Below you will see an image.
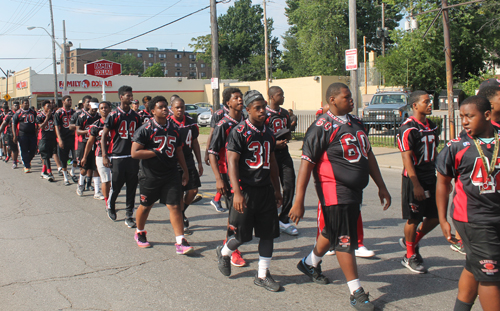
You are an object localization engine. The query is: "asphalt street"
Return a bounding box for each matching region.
[0,157,479,311]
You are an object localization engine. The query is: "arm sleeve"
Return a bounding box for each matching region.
[226,125,245,155]
[35,113,44,124]
[436,144,457,178]
[132,124,148,146]
[69,112,79,125]
[301,118,332,164]
[104,113,114,130]
[397,126,417,152]
[208,123,226,155]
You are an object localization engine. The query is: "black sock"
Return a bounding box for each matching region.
[258,239,274,258]
[454,298,474,311]
[226,237,242,251]
[85,176,92,188]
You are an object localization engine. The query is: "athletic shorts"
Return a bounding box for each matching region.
[77,142,95,170]
[454,220,500,282]
[58,136,75,167]
[95,156,111,183]
[138,170,182,206]
[401,176,438,220]
[3,133,18,152]
[38,139,55,159]
[320,204,360,253]
[227,184,279,243]
[180,168,201,191]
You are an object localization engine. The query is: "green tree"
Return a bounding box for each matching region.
[142,63,165,77]
[101,52,143,76]
[190,0,280,81]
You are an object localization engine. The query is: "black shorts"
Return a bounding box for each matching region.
[180,167,201,191]
[77,142,95,170]
[454,220,500,282]
[321,204,360,253]
[227,184,279,243]
[401,176,438,220]
[38,139,55,159]
[139,170,182,206]
[58,136,75,167]
[4,133,18,152]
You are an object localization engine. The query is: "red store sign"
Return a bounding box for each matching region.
[59,80,112,89]
[16,80,28,89]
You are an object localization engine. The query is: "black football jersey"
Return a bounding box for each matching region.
[132,118,181,177]
[104,107,142,156]
[208,114,243,174]
[170,114,199,169]
[70,109,82,125]
[226,119,276,187]
[76,110,100,144]
[436,130,500,224]
[54,108,75,139]
[2,111,14,135]
[36,111,56,141]
[397,116,439,181]
[301,111,371,205]
[210,106,230,128]
[0,111,4,125]
[12,108,37,136]
[265,106,290,154]
[89,119,107,157]
[138,109,152,123]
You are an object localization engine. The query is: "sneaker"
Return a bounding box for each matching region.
[76,185,84,196]
[47,173,55,182]
[325,249,336,256]
[399,237,423,263]
[94,192,105,200]
[211,199,227,213]
[401,254,428,274]
[254,270,281,292]
[191,194,203,204]
[64,179,71,186]
[107,208,117,221]
[355,246,375,258]
[231,249,246,267]
[134,231,151,248]
[41,172,49,179]
[4,155,10,163]
[216,245,231,276]
[12,162,17,169]
[297,257,329,284]
[71,175,78,183]
[175,238,194,255]
[24,168,30,173]
[350,287,374,311]
[58,169,63,176]
[125,218,137,228]
[450,241,466,255]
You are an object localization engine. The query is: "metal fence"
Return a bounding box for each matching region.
[293,112,463,147]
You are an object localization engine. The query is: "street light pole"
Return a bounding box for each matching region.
[48,0,58,106]
[210,0,220,111]
[63,20,68,93]
[263,0,270,100]
[442,0,455,139]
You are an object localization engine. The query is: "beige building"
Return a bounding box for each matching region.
[64,47,210,79]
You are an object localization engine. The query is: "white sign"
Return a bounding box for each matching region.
[211,77,219,90]
[345,49,358,71]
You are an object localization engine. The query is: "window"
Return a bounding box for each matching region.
[148,63,153,66]
[148,53,154,58]
[71,62,74,68]
[174,54,182,59]
[200,63,206,68]
[189,54,196,59]
[164,70,168,75]
[189,63,196,68]
[175,63,182,67]
[137,53,142,57]
[201,72,206,77]
[160,63,166,67]
[159,53,166,58]
[189,72,196,77]
[175,72,182,77]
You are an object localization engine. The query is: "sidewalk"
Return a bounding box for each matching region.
[198,134,404,171]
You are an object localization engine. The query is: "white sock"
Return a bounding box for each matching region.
[58,167,62,172]
[79,174,85,186]
[93,177,101,194]
[258,256,271,278]
[71,166,75,176]
[62,170,69,181]
[221,244,234,257]
[0,149,3,156]
[305,250,322,267]
[347,279,361,295]
[279,221,291,229]
[136,229,145,233]
[175,235,185,244]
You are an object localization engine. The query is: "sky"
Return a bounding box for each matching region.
[0,0,289,75]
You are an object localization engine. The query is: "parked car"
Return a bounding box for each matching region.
[194,102,212,112]
[362,91,411,130]
[185,104,209,118]
[197,110,212,127]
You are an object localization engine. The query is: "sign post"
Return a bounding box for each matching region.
[345,49,358,71]
[84,60,122,101]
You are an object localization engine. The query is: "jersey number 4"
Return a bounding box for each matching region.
[118,120,137,139]
[246,141,271,169]
[340,131,370,163]
[470,157,500,193]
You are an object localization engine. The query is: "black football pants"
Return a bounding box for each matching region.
[276,150,295,224]
[18,134,37,169]
[109,157,139,218]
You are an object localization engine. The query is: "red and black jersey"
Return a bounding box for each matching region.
[104,107,142,156]
[138,109,152,123]
[54,108,75,139]
[226,119,276,187]
[89,119,107,157]
[75,110,100,143]
[208,114,243,174]
[492,120,500,130]
[265,106,291,154]
[436,130,500,224]
[12,108,37,136]
[170,114,199,169]
[301,111,372,205]
[0,111,4,125]
[210,106,230,128]
[397,116,439,181]
[70,109,82,126]
[36,111,56,141]
[132,118,181,177]
[2,111,14,135]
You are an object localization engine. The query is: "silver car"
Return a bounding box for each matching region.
[197,110,212,127]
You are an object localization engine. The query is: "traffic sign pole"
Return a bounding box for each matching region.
[84,60,121,101]
[102,79,106,101]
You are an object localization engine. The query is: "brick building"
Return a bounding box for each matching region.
[63,47,210,79]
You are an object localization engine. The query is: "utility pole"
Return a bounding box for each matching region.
[442,0,455,139]
[349,0,358,115]
[263,0,270,99]
[63,20,68,93]
[381,3,385,57]
[364,36,367,94]
[210,0,220,111]
[48,0,58,105]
